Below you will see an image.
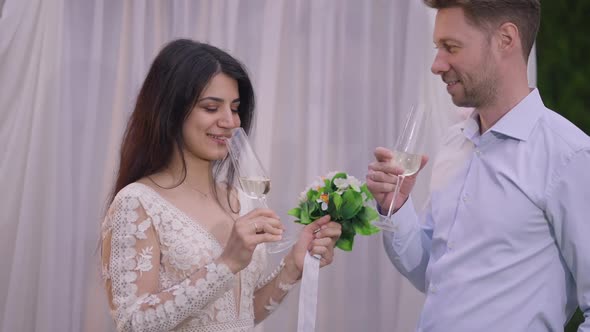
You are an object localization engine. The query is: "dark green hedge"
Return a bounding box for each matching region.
[537,2,589,331]
[537,1,590,135]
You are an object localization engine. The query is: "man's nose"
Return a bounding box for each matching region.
[431,50,450,75]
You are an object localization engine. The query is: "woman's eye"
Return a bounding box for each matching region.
[204,107,218,112]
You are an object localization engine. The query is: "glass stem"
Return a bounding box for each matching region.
[386,175,405,218]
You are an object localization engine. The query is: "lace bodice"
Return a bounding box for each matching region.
[101,183,268,332]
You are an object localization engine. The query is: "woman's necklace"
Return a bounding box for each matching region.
[183,182,211,199]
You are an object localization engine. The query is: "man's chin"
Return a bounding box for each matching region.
[451,95,475,108]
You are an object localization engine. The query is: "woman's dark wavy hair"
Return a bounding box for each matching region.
[107,39,255,211]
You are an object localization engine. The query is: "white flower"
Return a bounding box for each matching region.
[334,176,362,192]
[308,178,324,191]
[316,198,328,211]
[348,176,362,192]
[325,171,340,179]
[298,190,308,203]
[333,178,349,191]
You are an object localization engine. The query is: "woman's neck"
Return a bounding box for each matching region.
[166,149,214,193]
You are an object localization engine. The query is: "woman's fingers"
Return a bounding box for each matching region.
[257,219,283,235]
[309,245,328,258]
[309,237,332,248]
[240,208,280,222]
[256,232,283,244]
[313,222,341,239]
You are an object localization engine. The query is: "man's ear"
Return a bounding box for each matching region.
[496,22,520,56]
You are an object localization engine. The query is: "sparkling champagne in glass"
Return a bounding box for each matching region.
[374,103,428,231]
[227,127,295,253]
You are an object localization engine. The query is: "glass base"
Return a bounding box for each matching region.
[266,237,296,254]
[373,220,398,232]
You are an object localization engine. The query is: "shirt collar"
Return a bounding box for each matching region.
[460,88,544,142]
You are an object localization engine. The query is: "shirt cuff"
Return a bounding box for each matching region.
[378,197,418,236]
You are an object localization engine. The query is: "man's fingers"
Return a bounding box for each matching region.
[369,161,404,176]
[367,178,396,194]
[368,170,398,184]
[374,147,394,162]
[419,155,429,171]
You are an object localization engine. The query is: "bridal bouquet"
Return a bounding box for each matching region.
[288,171,380,251]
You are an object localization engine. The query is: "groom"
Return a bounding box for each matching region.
[367,0,590,331]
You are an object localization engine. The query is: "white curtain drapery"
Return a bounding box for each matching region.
[0,1,535,331]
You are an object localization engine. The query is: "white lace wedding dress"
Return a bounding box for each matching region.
[101,182,271,332]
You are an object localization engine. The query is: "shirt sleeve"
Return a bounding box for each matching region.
[544,148,590,331]
[101,190,236,332]
[381,196,434,293]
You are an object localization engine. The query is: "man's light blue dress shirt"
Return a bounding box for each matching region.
[384,89,590,331]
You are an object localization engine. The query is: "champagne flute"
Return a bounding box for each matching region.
[227,127,296,253]
[374,103,426,232]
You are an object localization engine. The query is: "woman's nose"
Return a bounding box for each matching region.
[218,108,238,128]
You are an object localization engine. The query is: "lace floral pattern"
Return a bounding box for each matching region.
[102,183,267,331]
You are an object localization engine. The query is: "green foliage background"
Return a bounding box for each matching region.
[536,1,589,330]
[537,1,590,135]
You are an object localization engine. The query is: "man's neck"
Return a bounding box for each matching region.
[476,78,531,134]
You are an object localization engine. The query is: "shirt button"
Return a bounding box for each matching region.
[448,241,454,249]
[429,284,437,293]
[475,149,482,156]
[462,195,468,202]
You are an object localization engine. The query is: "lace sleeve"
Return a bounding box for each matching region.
[101,190,236,332]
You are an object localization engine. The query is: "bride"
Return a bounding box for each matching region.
[101,39,341,332]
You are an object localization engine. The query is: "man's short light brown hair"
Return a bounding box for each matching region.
[424,0,541,61]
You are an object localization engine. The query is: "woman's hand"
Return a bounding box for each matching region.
[284,215,342,280]
[219,208,283,273]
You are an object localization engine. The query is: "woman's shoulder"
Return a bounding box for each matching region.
[109,181,157,210]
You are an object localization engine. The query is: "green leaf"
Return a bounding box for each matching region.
[340,190,363,220]
[287,207,301,218]
[307,189,319,202]
[352,215,381,235]
[361,183,374,201]
[309,201,324,219]
[336,236,353,251]
[328,192,343,220]
[300,201,311,225]
[358,205,379,223]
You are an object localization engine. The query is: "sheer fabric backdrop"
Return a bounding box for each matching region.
[0,0,534,331]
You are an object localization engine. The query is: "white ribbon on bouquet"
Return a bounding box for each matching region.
[297,252,321,332]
